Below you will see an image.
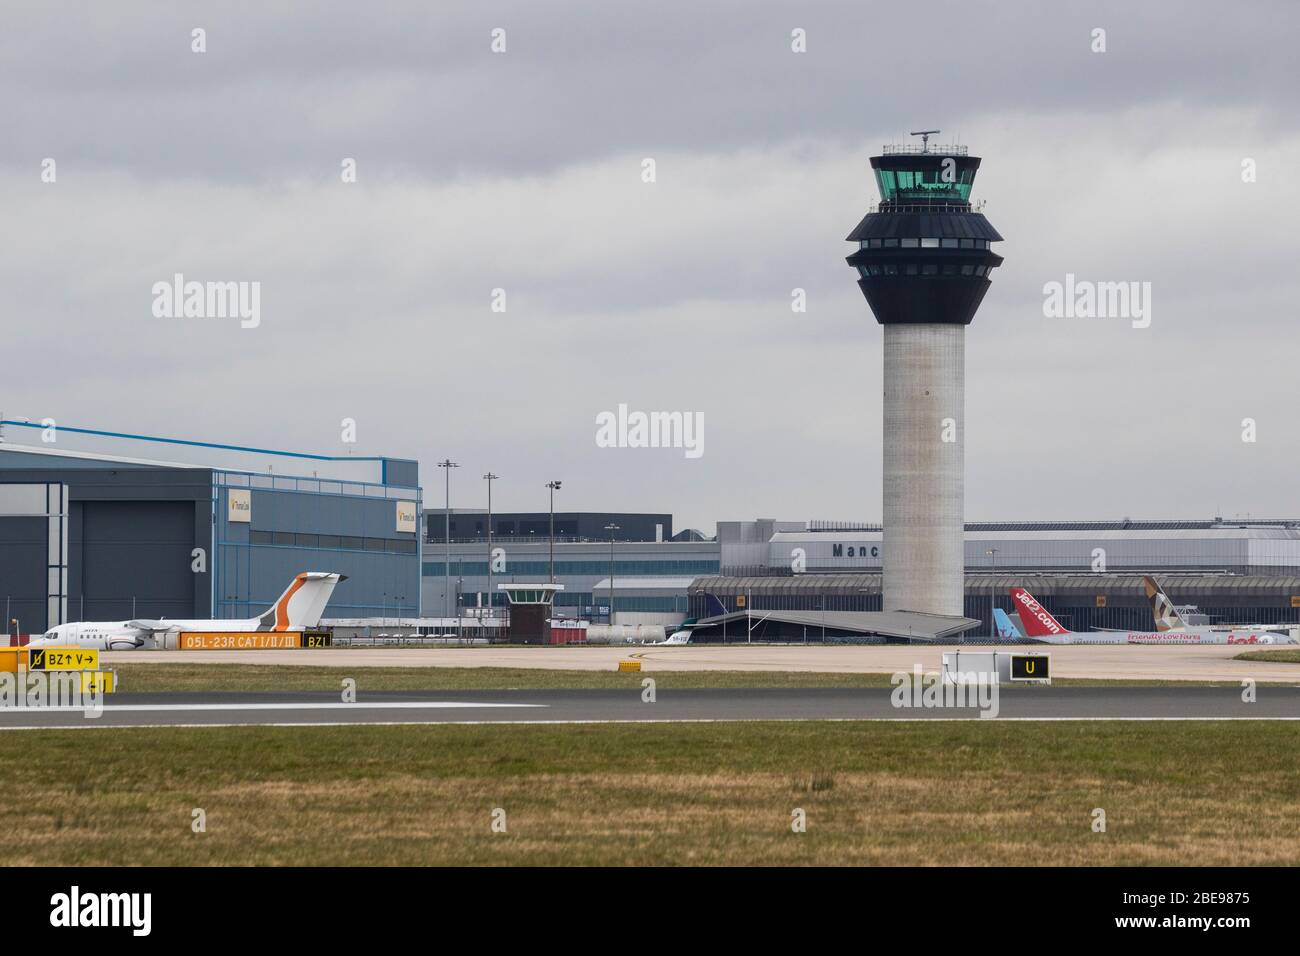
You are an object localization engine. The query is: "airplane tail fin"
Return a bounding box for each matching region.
[258,572,346,631]
[1009,587,1071,639]
[993,607,1022,639]
[1143,576,1187,632]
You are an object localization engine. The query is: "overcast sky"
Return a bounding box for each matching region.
[2,1,1298,534]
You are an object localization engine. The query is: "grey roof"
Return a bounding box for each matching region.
[696,609,979,642]
[804,518,1300,532]
[691,573,1300,599]
[591,576,698,590]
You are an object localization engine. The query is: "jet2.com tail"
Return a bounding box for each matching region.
[1008,587,1072,643]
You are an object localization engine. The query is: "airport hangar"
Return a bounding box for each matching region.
[0,420,421,634]
[421,512,1300,641]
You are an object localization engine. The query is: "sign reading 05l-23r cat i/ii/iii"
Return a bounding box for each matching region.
[179,632,302,650]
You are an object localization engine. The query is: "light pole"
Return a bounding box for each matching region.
[986,547,999,639]
[437,459,459,624]
[483,473,499,624]
[546,481,562,585]
[604,523,619,625]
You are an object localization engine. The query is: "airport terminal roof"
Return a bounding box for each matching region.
[803,518,1300,532]
[0,419,418,488]
[592,576,698,591]
[694,609,980,642]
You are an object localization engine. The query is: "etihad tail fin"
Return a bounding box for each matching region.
[257,572,346,631]
[1009,587,1070,639]
[1143,576,1187,632]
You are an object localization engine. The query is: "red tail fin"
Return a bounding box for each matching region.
[1009,587,1070,637]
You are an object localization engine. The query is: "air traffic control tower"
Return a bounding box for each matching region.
[845,132,1003,616]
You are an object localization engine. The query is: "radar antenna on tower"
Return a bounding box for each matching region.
[909,129,941,152]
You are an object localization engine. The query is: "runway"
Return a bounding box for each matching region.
[3,685,1300,729]
[103,643,1300,683]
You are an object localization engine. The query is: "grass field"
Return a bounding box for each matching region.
[111,663,899,692]
[1235,649,1300,664]
[4,721,1299,865]
[107,663,1238,693]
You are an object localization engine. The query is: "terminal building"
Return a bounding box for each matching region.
[689,518,1300,635]
[0,419,421,633]
[421,509,716,625]
[423,512,1300,639]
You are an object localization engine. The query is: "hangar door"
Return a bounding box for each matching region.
[72,501,197,622]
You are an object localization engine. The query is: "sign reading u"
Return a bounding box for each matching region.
[1010,655,1050,682]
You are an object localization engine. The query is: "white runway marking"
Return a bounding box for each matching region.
[3,715,1300,730]
[0,701,545,714]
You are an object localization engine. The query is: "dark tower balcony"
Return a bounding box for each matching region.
[846,145,1004,325]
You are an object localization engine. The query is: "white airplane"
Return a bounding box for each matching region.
[1143,575,1293,642]
[31,572,346,650]
[1011,584,1295,646]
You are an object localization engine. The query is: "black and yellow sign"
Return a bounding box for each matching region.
[1009,654,1050,682]
[29,648,99,671]
[80,670,116,693]
[736,595,746,608]
[1095,595,1107,608]
[1291,596,1300,609]
[302,631,332,648]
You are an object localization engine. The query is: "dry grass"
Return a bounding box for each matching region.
[1234,649,1300,664]
[3,721,1299,865]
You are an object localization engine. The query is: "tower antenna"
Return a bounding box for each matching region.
[909,129,941,152]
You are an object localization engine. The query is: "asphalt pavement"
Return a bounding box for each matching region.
[3,685,1300,728]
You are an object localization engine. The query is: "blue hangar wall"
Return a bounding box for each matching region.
[214,471,422,620]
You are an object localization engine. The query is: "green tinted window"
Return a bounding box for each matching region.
[875,164,972,202]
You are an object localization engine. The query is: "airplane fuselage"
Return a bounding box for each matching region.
[31,618,300,650]
[1032,629,1291,646]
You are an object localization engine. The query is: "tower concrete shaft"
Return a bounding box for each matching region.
[845,139,1003,617]
[882,323,964,615]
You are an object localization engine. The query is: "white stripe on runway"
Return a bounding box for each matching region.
[3,715,1300,730]
[1,701,545,713]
